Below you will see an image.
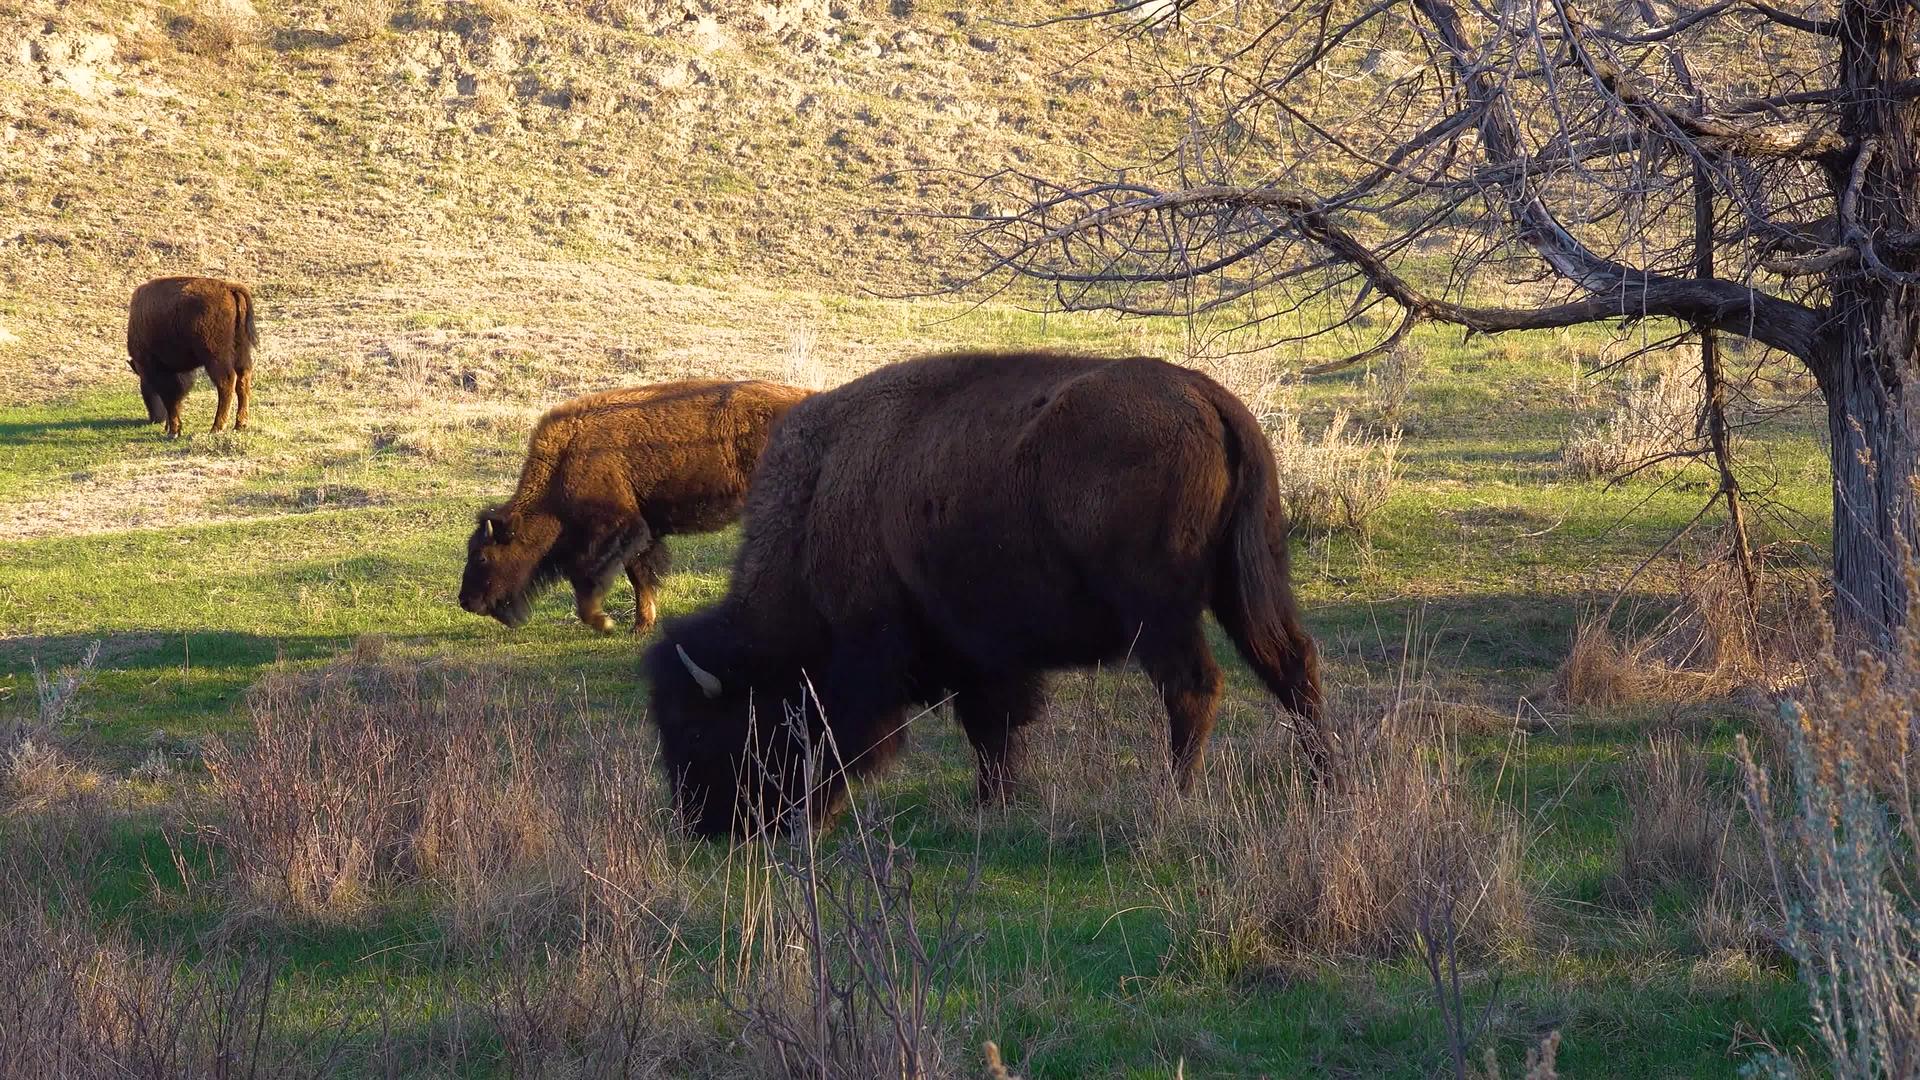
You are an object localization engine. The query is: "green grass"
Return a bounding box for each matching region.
[0,314,1831,1077]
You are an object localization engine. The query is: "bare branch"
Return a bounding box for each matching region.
[1582,53,1851,160]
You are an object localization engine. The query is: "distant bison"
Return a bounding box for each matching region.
[645,350,1326,837]
[460,380,813,635]
[127,276,257,438]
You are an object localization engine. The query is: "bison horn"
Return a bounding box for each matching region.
[676,644,723,698]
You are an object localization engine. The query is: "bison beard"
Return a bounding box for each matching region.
[645,350,1326,838]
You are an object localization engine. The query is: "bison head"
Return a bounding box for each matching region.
[459,508,560,628]
[135,367,192,425]
[644,611,839,838]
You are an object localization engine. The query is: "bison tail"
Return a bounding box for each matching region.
[1206,384,1328,769]
[235,285,258,349]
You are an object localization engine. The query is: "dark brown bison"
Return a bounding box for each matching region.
[644,350,1325,837]
[126,276,257,438]
[460,379,813,635]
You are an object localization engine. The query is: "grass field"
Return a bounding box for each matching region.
[0,282,1837,1076]
[0,0,1854,1075]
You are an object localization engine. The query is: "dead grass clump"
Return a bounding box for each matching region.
[5,643,105,812]
[334,0,394,40]
[1611,737,1737,903]
[200,659,682,943]
[169,0,260,56]
[1555,620,1657,710]
[1174,718,1530,971]
[1560,360,1699,480]
[1556,552,1808,711]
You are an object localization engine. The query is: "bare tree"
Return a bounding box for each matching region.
[954,0,1920,644]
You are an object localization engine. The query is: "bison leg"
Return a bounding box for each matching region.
[626,542,671,635]
[571,583,618,634]
[164,397,183,439]
[955,675,1042,804]
[567,517,650,634]
[234,369,252,430]
[208,368,236,433]
[1138,623,1224,793]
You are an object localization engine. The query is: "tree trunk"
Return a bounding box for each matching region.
[1824,0,1920,647]
[1823,330,1920,648]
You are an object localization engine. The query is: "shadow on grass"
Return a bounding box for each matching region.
[0,416,151,441]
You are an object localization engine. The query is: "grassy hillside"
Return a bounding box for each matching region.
[0,1,1840,1077]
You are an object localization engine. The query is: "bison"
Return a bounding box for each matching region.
[126,276,257,438]
[460,379,813,635]
[644,350,1326,837]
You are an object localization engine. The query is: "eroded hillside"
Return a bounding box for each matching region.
[1,0,1173,400]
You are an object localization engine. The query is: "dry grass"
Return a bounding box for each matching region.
[1200,365,1408,536]
[1177,726,1530,970]
[714,748,973,1080]
[333,0,394,40]
[1555,548,1805,710]
[1560,359,1701,480]
[1476,1031,1562,1080]
[1611,736,1739,903]
[200,658,683,946]
[0,810,319,1078]
[1217,371,1404,535]
[1555,620,1658,710]
[169,0,260,56]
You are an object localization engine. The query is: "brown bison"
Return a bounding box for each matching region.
[126,276,257,438]
[460,379,813,635]
[645,350,1326,837]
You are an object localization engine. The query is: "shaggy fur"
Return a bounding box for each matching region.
[645,350,1326,838]
[126,276,257,438]
[460,380,813,634]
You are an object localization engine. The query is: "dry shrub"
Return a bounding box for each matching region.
[1738,594,1920,1078]
[5,644,104,812]
[201,659,682,946]
[0,907,298,1079]
[1560,359,1700,480]
[1264,402,1404,535]
[169,0,260,56]
[471,932,692,1078]
[1363,341,1422,425]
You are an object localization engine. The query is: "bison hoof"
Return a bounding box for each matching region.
[583,612,616,633]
